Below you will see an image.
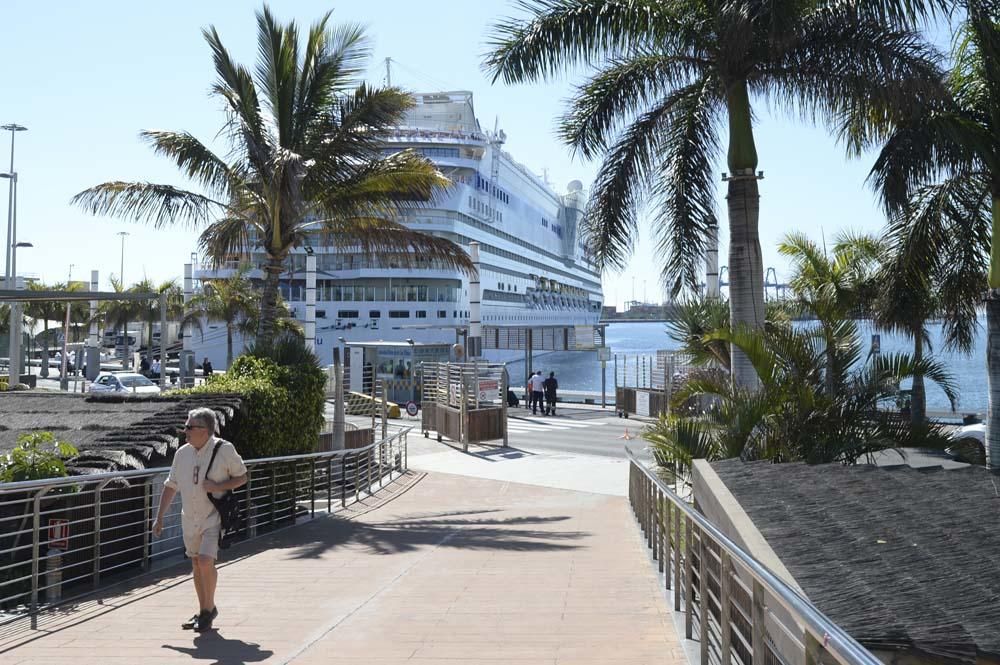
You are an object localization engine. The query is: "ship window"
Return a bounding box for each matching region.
[438,310,447,318]
[337,310,359,319]
[541,218,548,228]
[389,310,409,318]
[416,311,427,319]
[369,310,381,318]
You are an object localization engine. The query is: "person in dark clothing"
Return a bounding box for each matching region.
[202,358,214,377]
[542,372,558,416]
[139,356,151,375]
[506,388,519,408]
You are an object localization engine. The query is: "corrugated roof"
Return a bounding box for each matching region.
[710,459,1000,664]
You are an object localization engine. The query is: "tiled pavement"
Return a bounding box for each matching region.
[1,470,686,665]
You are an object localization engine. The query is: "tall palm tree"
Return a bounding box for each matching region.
[96,277,144,370]
[867,2,998,461]
[484,0,945,387]
[72,5,472,347]
[184,269,259,368]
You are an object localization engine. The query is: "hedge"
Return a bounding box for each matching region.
[179,355,325,459]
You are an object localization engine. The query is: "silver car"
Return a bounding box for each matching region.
[89,372,161,395]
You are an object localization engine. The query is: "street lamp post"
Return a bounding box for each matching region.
[117,231,129,285]
[2,123,27,384]
[116,231,130,369]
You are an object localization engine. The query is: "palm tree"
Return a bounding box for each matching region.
[867,3,997,461]
[647,321,957,479]
[485,0,944,388]
[96,278,144,370]
[72,5,472,347]
[184,270,258,368]
[779,231,885,396]
[131,278,183,358]
[24,282,63,378]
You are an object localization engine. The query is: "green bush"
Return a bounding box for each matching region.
[181,353,325,459]
[0,432,79,482]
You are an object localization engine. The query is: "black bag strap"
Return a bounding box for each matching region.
[205,440,223,479]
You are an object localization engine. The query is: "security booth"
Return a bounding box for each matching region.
[344,341,452,406]
[420,361,509,452]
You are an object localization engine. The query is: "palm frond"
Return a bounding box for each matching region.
[139,130,241,198]
[71,182,224,229]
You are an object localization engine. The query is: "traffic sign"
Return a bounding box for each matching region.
[48,518,69,549]
[405,400,419,417]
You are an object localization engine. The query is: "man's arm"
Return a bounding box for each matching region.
[152,486,177,537]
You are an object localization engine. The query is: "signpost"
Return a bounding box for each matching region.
[477,378,499,402]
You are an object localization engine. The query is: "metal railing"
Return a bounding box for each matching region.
[626,448,881,665]
[0,429,410,626]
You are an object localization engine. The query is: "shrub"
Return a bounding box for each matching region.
[0,432,79,482]
[181,353,325,459]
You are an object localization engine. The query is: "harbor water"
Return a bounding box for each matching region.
[506,320,989,414]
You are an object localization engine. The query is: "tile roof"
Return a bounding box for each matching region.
[711,459,1000,665]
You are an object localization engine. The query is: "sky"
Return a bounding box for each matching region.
[1,0,944,307]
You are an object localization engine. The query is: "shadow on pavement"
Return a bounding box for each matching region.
[286,508,587,559]
[162,631,273,664]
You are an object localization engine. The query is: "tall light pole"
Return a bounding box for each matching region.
[117,231,129,286]
[3,123,27,382]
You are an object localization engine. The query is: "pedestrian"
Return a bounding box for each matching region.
[202,357,214,377]
[529,370,545,415]
[150,356,162,379]
[140,356,150,375]
[542,371,558,416]
[152,407,248,632]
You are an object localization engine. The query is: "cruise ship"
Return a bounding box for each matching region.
[192,91,604,367]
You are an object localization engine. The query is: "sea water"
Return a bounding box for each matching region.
[506,320,989,413]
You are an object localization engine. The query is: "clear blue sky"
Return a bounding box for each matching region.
[1,0,940,306]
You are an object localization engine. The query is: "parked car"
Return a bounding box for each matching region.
[88,372,161,395]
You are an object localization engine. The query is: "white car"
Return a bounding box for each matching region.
[89,372,161,395]
[951,423,985,444]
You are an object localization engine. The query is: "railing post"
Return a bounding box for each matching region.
[720,552,733,665]
[355,453,361,502]
[379,440,384,488]
[92,479,112,589]
[752,579,766,665]
[30,487,51,625]
[699,527,709,665]
[269,466,277,528]
[341,455,347,508]
[327,458,333,512]
[665,500,672,590]
[674,498,681,610]
[685,515,694,639]
[244,470,254,538]
[655,490,663,572]
[310,459,316,519]
[142,480,151,570]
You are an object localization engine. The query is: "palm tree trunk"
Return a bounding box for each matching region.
[987,195,1000,468]
[39,321,49,378]
[725,80,764,389]
[226,323,234,369]
[911,328,926,426]
[257,255,285,347]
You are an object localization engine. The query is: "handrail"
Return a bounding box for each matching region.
[625,447,881,665]
[0,428,411,625]
[0,431,407,494]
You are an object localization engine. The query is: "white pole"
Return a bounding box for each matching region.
[305,253,316,352]
[9,176,21,380]
[182,263,192,354]
[180,262,193,386]
[468,242,481,358]
[86,270,99,380]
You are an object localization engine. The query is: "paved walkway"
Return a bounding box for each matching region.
[2,469,685,665]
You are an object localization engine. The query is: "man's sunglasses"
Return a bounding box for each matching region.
[183,424,207,431]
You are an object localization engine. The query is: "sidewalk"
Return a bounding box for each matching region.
[2,470,685,665]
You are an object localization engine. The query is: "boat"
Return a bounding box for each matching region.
[191,90,604,367]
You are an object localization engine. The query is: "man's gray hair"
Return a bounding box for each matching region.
[187,407,218,434]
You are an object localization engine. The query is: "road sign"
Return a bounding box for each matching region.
[48,518,69,549]
[405,400,419,417]
[597,347,611,362]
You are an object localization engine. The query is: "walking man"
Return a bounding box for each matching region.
[152,407,247,632]
[529,370,545,415]
[542,371,559,416]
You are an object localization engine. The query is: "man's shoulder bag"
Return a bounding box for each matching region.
[205,440,242,549]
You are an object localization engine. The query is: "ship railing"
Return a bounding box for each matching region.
[627,447,881,665]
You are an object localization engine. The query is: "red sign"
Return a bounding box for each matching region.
[48,519,69,549]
